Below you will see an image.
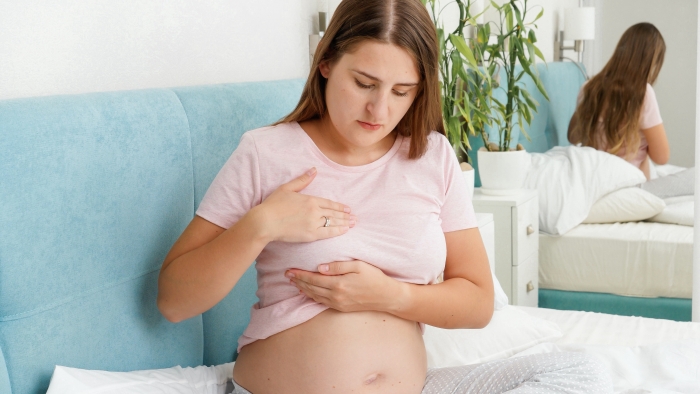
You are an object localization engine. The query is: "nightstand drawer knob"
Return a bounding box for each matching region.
[526,281,535,293]
[526,225,535,235]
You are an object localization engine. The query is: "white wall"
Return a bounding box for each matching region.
[0,0,321,100]
[0,0,586,102]
[593,0,697,168]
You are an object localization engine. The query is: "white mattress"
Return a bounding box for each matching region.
[517,306,700,393]
[539,221,694,298]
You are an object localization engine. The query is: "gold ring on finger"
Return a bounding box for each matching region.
[323,216,331,227]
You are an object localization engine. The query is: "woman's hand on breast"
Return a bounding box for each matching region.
[253,167,356,243]
[286,260,401,313]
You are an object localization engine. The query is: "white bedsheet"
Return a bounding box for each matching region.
[649,195,694,227]
[517,307,700,393]
[539,222,693,298]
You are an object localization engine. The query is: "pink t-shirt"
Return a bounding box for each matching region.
[576,82,663,167]
[195,121,477,352]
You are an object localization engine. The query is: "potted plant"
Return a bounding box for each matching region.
[424,0,493,198]
[475,0,549,195]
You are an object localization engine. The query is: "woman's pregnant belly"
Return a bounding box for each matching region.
[232,309,427,394]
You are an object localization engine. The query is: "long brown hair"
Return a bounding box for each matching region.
[275,0,443,159]
[568,22,665,157]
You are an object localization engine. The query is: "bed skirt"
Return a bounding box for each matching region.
[538,289,691,322]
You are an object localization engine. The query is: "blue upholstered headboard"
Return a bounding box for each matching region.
[0,79,305,394]
[467,62,587,185]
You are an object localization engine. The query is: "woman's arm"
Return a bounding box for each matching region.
[642,123,669,165]
[289,227,494,329]
[389,227,494,329]
[157,211,268,323]
[157,168,355,323]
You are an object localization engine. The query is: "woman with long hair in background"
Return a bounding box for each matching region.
[569,22,669,180]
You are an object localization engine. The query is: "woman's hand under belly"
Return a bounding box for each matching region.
[233,309,427,394]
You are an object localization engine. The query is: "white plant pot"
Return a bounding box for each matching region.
[477,149,531,196]
[462,169,475,200]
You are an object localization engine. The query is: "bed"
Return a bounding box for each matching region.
[3,64,698,394]
[532,159,695,321]
[468,61,694,321]
[519,306,700,393]
[46,304,700,393]
[539,221,693,321]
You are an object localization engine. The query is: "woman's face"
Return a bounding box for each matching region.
[319,40,420,150]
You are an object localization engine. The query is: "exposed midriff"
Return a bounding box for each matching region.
[232,309,427,394]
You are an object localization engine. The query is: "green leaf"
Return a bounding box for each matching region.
[533,8,544,23]
[518,111,531,142]
[456,103,474,134]
[492,96,505,109]
[450,35,479,69]
[517,113,525,141]
[525,40,537,73]
[519,101,532,124]
[457,70,470,88]
[448,115,462,146]
[512,3,524,29]
[536,80,549,101]
[437,28,445,62]
[529,73,549,101]
[462,134,473,151]
[515,69,525,82]
[506,7,513,32]
[517,101,532,142]
[528,29,537,44]
[533,45,546,62]
[516,48,533,77]
[520,88,539,109]
[477,25,487,45]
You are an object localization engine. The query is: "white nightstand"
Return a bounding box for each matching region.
[472,189,539,307]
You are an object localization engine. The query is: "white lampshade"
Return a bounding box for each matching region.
[564,7,595,40]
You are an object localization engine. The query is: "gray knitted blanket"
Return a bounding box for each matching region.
[641,167,695,198]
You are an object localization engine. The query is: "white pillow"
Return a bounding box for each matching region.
[648,200,694,226]
[583,187,666,224]
[524,146,646,235]
[652,163,687,178]
[492,270,509,310]
[423,305,563,368]
[46,362,235,394]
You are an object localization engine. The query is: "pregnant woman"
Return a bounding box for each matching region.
[157,0,612,392]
